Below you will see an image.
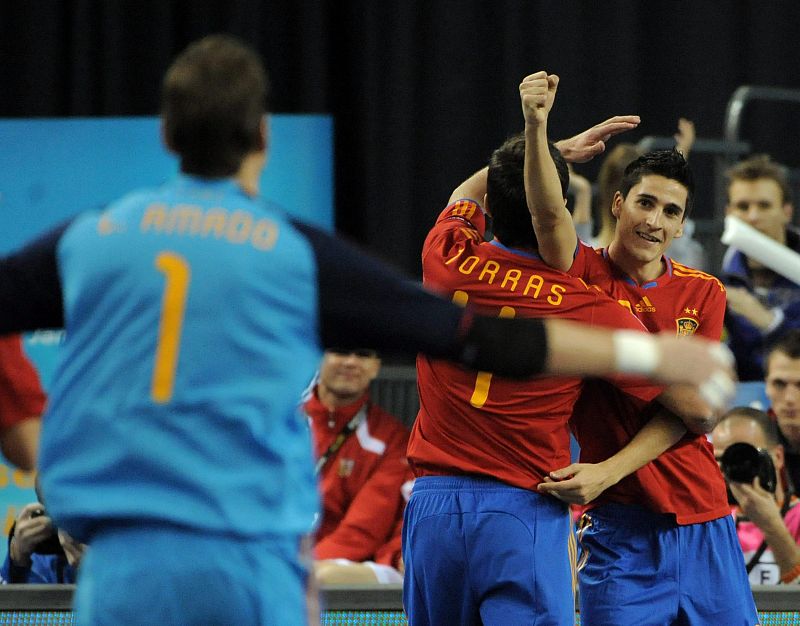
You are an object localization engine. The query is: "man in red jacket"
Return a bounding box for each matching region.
[305,348,408,583]
[0,335,46,470]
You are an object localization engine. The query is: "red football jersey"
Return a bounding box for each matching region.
[408,201,663,491]
[568,241,729,523]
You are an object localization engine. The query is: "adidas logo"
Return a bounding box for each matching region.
[634,296,656,313]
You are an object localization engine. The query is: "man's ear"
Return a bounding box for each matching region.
[611,191,624,219]
[674,224,684,239]
[784,202,794,225]
[365,358,382,384]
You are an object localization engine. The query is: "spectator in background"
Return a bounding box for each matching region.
[765,330,800,495]
[305,349,408,584]
[723,154,800,381]
[0,335,46,471]
[711,406,800,585]
[1,479,85,584]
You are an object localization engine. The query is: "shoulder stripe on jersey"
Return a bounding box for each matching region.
[671,261,715,278]
[450,199,479,219]
[459,227,481,241]
[672,264,725,291]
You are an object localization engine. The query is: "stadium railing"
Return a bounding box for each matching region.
[0,584,797,625]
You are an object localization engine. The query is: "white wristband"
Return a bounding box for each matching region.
[613,331,660,375]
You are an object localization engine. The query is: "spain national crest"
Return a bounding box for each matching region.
[676,317,699,336]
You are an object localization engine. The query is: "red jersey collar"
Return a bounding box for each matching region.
[601,247,673,289]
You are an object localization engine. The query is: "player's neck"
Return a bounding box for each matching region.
[491,235,537,255]
[236,151,267,197]
[607,241,666,285]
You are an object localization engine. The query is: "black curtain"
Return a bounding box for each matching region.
[3,0,800,276]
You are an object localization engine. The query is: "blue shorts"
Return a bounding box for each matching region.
[74,525,309,626]
[577,504,759,626]
[402,475,574,626]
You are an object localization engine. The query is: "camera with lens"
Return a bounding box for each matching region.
[28,508,66,556]
[719,442,777,505]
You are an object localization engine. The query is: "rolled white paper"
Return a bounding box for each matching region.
[721,215,800,284]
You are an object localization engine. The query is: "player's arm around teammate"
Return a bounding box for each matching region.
[520,71,732,506]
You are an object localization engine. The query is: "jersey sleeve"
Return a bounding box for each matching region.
[566,239,593,279]
[698,279,726,342]
[434,199,488,237]
[0,221,70,333]
[293,221,467,359]
[421,199,487,270]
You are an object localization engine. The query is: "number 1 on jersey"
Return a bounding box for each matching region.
[471,305,515,407]
[151,252,191,403]
[452,291,515,408]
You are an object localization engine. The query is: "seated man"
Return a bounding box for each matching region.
[304,349,409,582]
[2,496,85,584]
[0,334,46,470]
[723,154,800,381]
[764,330,800,495]
[711,406,800,584]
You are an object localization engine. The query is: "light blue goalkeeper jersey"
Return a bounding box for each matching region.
[1,174,466,543]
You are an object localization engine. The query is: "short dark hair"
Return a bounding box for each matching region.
[719,406,779,447]
[726,154,793,205]
[486,134,569,249]
[619,149,695,219]
[767,329,800,368]
[161,34,269,178]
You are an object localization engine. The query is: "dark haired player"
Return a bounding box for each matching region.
[403,95,731,624]
[525,71,758,624]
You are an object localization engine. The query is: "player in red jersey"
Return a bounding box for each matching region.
[402,110,728,625]
[523,71,758,624]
